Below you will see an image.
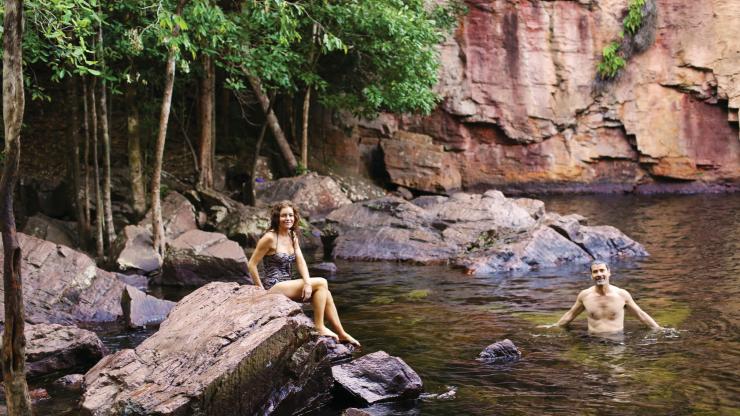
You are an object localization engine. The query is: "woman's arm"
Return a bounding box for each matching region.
[247,233,274,289]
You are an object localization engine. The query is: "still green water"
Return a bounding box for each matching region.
[33,194,740,415]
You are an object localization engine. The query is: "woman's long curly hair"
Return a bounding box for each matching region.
[269,200,301,236]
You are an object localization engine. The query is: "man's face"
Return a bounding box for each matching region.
[591,264,610,286]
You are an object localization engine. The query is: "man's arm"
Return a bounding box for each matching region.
[555,292,586,327]
[623,290,662,330]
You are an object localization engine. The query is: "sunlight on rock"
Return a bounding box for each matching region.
[370,295,395,305]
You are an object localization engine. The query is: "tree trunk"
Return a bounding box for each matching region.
[245,93,275,206]
[81,77,91,247]
[246,74,298,173]
[89,77,104,260]
[97,5,115,259]
[301,86,311,169]
[126,82,146,218]
[219,72,229,146]
[151,0,188,259]
[197,53,215,189]
[68,76,88,246]
[1,0,33,413]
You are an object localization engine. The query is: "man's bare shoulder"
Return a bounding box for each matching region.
[577,287,594,299]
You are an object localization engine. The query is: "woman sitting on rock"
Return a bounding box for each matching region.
[248,200,360,347]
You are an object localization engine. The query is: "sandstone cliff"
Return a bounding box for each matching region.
[312,0,740,193]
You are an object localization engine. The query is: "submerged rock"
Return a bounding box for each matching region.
[332,351,423,405]
[19,323,106,378]
[477,339,522,363]
[158,230,251,286]
[81,282,333,416]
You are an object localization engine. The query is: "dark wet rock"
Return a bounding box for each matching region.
[158,230,251,286]
[512,198,546,220]
[140,191,198,240]
[257,172,352,219]
[121,285,176,328]
[115,273,148,291]
[311,262,338,275]
[53,374,84,391]
[477,339,522,363]
[321,337,355,364]
[82,282,333,416]
[18,323,107,378]
[332,351,423,405]
[328,191,646,273]
[545,213,648,259]
[111,225,161,274]
[0,233,124,325]
[22,213,78,248]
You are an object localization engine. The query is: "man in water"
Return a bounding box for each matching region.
[548,260,662,333]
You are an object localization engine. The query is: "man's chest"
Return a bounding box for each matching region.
[583,293,625,320]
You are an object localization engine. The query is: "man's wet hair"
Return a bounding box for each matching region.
[590,259,609,271]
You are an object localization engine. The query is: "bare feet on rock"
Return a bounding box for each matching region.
[317,327,339,340]
[338,332,361,348]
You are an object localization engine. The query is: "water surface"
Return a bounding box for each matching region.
[33,194,740,415]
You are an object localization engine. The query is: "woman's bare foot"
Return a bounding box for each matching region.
[338,332,361,347]
[317,327,339,340]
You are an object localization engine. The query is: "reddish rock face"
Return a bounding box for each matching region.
[311,0,740,192]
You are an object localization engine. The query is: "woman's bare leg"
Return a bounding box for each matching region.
[324,290,360,346]
[269,278,338,339]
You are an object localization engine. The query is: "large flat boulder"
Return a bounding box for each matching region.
[0,233,124,325]
[332,351,423,405]
[19,323,106,378]
[257,172,352,219]
[81,282,333,416]
[158,230,250,286]
[327,191,647,273]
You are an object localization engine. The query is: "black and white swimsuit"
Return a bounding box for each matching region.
[261,232,296,290]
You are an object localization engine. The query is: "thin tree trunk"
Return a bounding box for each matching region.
[300,86,311,169]
[68,76,87,247]
[97,6,115,258]
[90,77,104,259]
[246,73,298,173]
[197,53,215,189]
[246,93,275,206]
[126,82,146,218]
[219,73,229,145]
[152,0,188,259]
[81,77,91,244]
[1,0,33,413]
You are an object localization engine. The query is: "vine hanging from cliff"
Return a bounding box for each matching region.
[596,0,657,81]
